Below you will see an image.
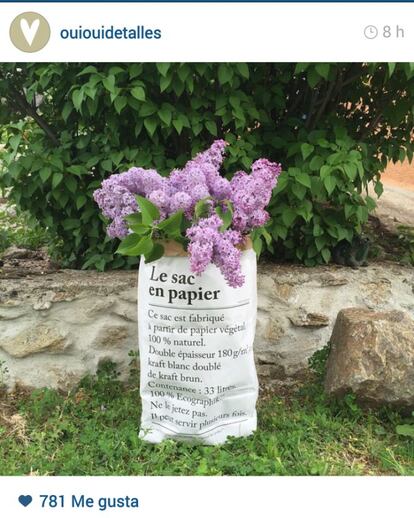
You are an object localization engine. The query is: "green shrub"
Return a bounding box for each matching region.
[0,63,413,268]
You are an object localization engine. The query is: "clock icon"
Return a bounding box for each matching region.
[364,25,378,39]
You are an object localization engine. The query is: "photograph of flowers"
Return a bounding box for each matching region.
[0,63,413,475]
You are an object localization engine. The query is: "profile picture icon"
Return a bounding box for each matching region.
[10,12,50,53]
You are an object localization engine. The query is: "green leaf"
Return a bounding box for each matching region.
[101,159,113,172]
[344,204,354,220]
[272,225,288,240]
[315,235,327,251]
[124,213,143,225]
[296,173,312,189]
[117,234,153,256]
[261,227,272,247]
[160,75,172,92]
[374,181,384,197]
[320,165,331,180]
[144,242,165,263]
[321,248,331,263]
[64,176,77,193]
[130,223,150,235]
[135,195,160,225]
[114,96,127,114]
[115,234,137,253]
[140,102,157,117]
[131,86,146,101]
[307,68,320,88]
[158,107,172,126]
[52,172,63,189]
[77,65,98,76]
[72,89,84,111]
[157,211,183,236]
[194,198,211,219]
[291,183,306,200]
[343,163,357,181]
[76,194,87,209]
[282,208,297,227]
[388,63,396,78]
[252,235,263,257]
[144,117,157,137]
[324,175,336,195]
[236,63,249,79]
[294,63,309,74]
[301,143,314,160]
[218,64,232,85]
[309,155,325,171]
[216,203,233,231]
[156,63,170,77]
[62,218,80,230]
[315,63,330,79]
[39,167,52,182]
[173,119,184,134]
[365,196,377,211]
[62,102,73,122]
[102,75,116,93]
[205,120,217,136]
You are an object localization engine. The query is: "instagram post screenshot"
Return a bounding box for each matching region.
[0,1,413,517]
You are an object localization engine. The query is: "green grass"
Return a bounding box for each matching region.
[0,362,413,476]
[0,201,49,254]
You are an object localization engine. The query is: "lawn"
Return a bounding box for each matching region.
[0,361,413,476]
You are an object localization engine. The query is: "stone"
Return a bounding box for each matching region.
[263,316,287,342]
[325,308,414,409]
[85,298,116,318]
[361,279,392,307]
[0,324,71,358]
[0,264,414,390]
[1,246,36,260]
[289,311,329,328]
[92,324,130,349]
[33,291,56,311]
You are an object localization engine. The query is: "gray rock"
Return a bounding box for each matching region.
[325,308,414,409]
[289,311,329,327]
[92,324,131,349]
[0,324,72,358]
[0,264,413,390]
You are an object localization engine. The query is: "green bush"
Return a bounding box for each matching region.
[0,63,413,268]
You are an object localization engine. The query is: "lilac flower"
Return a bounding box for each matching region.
[186,214,244,288]
[93,140,282,287]
[229,158,281,232]
[212,232,245,288]
[93,178,138,238]
[107,217,129,239]
[148,189,170,219]
[118,167,165,194]
[170,192,193,216]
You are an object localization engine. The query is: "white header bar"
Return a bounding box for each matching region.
[0,2,413,61]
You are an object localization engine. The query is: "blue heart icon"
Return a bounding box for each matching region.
[18,495,32,507]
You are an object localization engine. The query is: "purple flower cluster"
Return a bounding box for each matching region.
[229,159,282,233]
[93,141,281,287]
[186,214,245,287]
[93,168,165,238]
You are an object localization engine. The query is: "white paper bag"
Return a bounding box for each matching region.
[138,245,258,445]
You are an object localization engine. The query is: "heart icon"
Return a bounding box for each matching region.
[20,18,40,47]
[18,495,33,507]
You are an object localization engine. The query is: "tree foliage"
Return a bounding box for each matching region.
[0,63,413,268]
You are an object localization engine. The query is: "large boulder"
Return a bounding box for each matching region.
[325,308,414,409]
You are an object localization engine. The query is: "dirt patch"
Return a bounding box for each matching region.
[383,160,414,192]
